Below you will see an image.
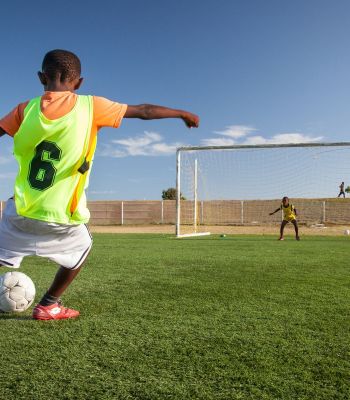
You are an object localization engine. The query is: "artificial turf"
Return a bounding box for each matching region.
[0,234,349,399]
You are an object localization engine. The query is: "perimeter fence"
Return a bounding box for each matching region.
[1,199,349,226]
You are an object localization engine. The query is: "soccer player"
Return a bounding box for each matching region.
[269,196,300,241]
[338,181,345,198]
[0,49,199,320]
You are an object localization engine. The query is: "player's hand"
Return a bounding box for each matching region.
[269,213,273,215]
[182,112,199,128]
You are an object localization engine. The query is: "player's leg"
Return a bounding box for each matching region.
[32,263,87,320]
[0,199,29,269]
[40,264,83,304]
[0,199,91,320]
[39,240,91,303]
[279,220,288,240]
[32,224,92,320]
[32,250,91,320]
[292,220,300,240]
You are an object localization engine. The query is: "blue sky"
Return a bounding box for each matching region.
[1,0,350,200]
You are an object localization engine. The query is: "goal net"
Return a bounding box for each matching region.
[175,143,350,237]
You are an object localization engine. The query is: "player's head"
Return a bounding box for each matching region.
[282,196,289,205]
[38,49,83,90]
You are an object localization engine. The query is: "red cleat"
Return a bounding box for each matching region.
[32,301,80,320]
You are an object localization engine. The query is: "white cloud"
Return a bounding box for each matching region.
[99,148,128,158]
[99,131,185,158]
[113,131,162,148]
[151,142,180,154]
[213,125,256,138]
[201,137,236,147]
[201,124,256,146]
[99,126,324,158]
[110,131,162,156]
[242,133,323,145]
[241,135,269,145]
[201,124,323,147]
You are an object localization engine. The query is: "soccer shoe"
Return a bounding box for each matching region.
[32,301,80,320]
[278,237,284,241]
[296,236,300,241]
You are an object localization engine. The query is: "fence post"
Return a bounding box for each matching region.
[241,200,244,224]
[322,201,326,223]
[201,201,204,225]
[121,201,124,225]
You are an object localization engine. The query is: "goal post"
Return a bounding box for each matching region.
[175,142,350,237]
[176,150,210,237]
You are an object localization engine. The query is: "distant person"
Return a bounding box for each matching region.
[0,49,199,320]
[338,182,345,198]
[269,196,300,241]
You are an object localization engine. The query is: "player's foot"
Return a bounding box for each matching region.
[32,301,80,320]
[278,237,284,241]
[296,236,300,241]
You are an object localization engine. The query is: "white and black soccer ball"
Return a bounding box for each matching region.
[0,272,36,313]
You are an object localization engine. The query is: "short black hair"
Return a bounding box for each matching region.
[42,49,81,82]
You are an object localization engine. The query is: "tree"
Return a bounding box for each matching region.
[162,187,185,200]
[345,186,350,194]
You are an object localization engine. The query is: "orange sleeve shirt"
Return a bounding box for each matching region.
[0,91,127,137]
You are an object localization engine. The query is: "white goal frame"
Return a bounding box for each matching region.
[175,142,350,238]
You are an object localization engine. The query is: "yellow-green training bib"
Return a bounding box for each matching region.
[13,95,94,224]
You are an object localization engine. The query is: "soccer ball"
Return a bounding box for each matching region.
[344,230,350,236]
[0,272,36,313]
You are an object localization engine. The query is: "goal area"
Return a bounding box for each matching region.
[175,143,350,237]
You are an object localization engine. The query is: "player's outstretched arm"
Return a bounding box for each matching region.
[124,104,199,128]
[269,208,280,215]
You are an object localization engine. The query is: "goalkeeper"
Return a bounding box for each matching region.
[269,196,300,241]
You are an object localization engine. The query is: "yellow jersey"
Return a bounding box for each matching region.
[281,203,296,221]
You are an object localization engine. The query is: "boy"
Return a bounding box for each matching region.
[269,196,300,241]
[0,49,199,320]
[338,182,345,198]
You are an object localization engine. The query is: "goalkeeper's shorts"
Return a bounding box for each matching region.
[283,216,297,222]
[0,198,92,270]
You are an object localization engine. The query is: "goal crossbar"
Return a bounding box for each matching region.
[177,142,350,152]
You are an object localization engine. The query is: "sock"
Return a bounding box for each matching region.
[39,292,60,306]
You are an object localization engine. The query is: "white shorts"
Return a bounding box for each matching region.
[0,199,92,270]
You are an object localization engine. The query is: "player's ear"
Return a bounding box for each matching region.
[38,71,47,86]
[74,77,84,90]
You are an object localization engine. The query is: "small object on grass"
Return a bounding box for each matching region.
[220,234,226,238]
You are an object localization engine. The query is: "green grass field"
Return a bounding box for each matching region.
[0,234,349,400]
